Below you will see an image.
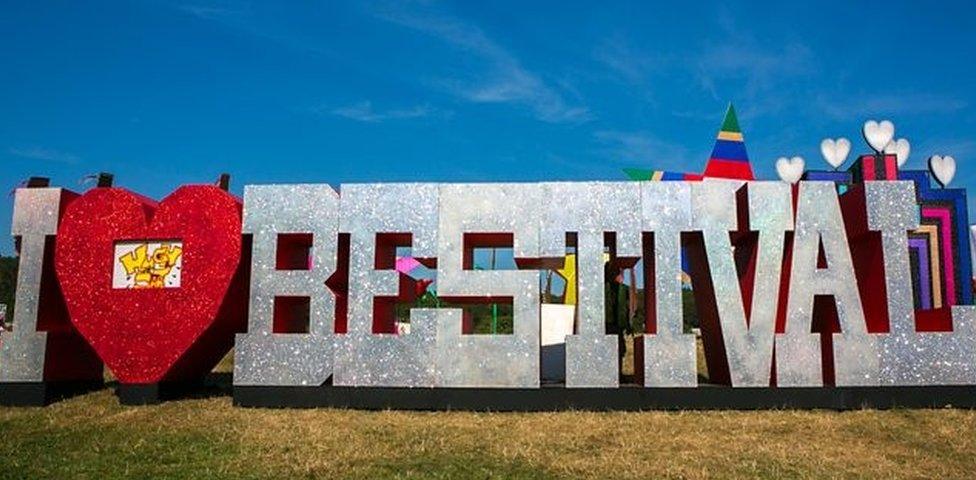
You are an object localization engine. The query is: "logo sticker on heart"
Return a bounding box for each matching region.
[929,155,956,187]
[776,156,805,184]
[820,138,851,169]
[863,120,895,153]
[55,185,246,384]
[884,138,911,167]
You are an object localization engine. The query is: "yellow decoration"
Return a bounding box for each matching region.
[557,254,577,305]
[119,243,182,288]
[555,252,611,305]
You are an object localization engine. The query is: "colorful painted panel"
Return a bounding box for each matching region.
[805,157,972,311]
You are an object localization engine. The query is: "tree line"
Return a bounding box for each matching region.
[0,255,16,325]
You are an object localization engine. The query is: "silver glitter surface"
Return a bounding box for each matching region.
[434,183,541,388]
[693,182,792,387]
[779,182,878,387]
[337,309,440,387]
[639,182,698,387]
[866,181,976,385]
[540,182,641,388]
[333,183,439,387]
[908,306,976,384]
[0,188,65,382]
[234,184,339,387]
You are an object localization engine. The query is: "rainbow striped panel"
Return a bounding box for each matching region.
[703,104,754,180]
[717,131,743,142]
[622,168,699,181]
[900,169,973,307]
[709,139,749,163]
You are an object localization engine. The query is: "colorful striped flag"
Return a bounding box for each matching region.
[622,168,702,181]
[702,103,754,180]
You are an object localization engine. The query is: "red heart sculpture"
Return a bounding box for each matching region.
[55,185,247,384]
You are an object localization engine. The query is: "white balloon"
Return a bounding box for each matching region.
[776,156,805,184]
[883,138,911,167]
[929,155,956,187]
[820,137,851,169]
[863,120,895,153]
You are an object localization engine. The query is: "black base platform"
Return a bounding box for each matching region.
[0,381,104,406]
[116,383,174,405]
[234,384,976,411]
[115,373,232,405]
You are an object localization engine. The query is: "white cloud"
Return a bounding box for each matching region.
[178,4,239,21]
[328,101,443,122]
[371,5,590,124]
[593,36,658,85]
[912,137,976,168]
[816,93,968,120]
[695,42,813,99]
[8,146,79,164]
[174,3,334,56]
[592,130,695,171]
[687,7,815,108]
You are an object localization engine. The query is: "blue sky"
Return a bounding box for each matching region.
[2,1,975,255]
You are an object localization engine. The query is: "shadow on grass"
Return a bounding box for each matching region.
[108,371,234,405]
[359,452,562,480]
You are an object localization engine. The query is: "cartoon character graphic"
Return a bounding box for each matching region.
[117,243,183,288]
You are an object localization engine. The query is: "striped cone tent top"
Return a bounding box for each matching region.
[622,103,753,182]
[702,103,754,180]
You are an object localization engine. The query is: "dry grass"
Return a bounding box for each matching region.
[4,350,976,479]
[2,386,975,479]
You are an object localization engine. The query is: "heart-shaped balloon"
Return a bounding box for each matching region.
[820,138,851,169]
[883,138,911,167]
[55,185,246,384]
[863,120,895,153]
[776,156,805,184]
[929,155,956,187]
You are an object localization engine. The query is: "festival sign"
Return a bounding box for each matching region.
[2,112,976,410]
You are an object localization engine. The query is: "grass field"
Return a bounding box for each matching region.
[3,350,976,479]
[3,388,976,479]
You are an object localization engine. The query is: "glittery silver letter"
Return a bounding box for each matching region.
[691,182,792,387]
[1,187,100,384]
[540,182,641,388]
[234,185,339,386]
[779,182,879,387]
[333,183,439,387]
[638,182,698,387]
[865,181,976,385]
[434,183,541,388]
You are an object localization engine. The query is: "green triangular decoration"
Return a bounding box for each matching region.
[720,103,741,133]
[622,168,653,181]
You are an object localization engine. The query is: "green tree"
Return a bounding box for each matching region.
[0,255,17,322]
[681,287,698,332]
